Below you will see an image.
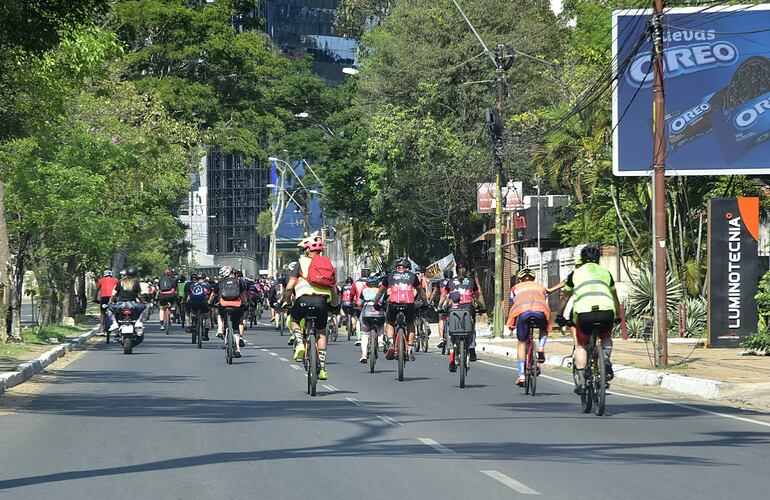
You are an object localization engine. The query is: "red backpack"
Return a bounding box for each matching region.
[303,255,336,289]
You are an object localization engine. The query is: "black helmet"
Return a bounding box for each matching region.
[345,277,353,284]
[395,258,409,269]
[443,269,453,279]
[360,268,371,278]
[416,265,426,273]
[125,267,138,277]
[580,245,601,263]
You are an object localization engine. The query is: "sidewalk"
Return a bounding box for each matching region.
[473,325,770,412]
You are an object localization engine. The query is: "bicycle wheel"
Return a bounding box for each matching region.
[528,339,537,396]
[308,333,318,396]
[191,314,197,344]
[197,315,203,349]
[225,326,233,365]
[279,311,285,336]
[346,316,352,341]
[164,308,170,334]
[421,323,430,353]
[441,326,448,355]
[397,332,405,382]
[595,349,607,416]
[459,338,467,388]
[180,305,186,328]
[415,322,422,352]
[581,354,593,413]
[525,341,532,395]
[330,321,338,342]
[368,332,377,373]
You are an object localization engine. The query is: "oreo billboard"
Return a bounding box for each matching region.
[707,197,760,347]
[613,4,770,176]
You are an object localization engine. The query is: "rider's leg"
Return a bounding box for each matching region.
[515,313,530,381]
[360,323,369,361]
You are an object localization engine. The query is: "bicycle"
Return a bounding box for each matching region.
[297,304,322,396]
[100,303,111,344]
[447,306,479,388]
[522,316,541,396]
[389,305,410,382]
[221,307,236,365]
[565,318,609,416]
[368,321,379,374]
[190,307,204,349]
[327,315,339,342]
[341,308,352,341]
[248,303,257,329]
[414,310,430,353]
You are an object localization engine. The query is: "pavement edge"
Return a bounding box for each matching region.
[0,326,99,395]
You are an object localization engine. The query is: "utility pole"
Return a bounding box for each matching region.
[652,0,668,366]
[491,44,507,339]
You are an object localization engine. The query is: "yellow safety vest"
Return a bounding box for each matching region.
[566,263,616,317]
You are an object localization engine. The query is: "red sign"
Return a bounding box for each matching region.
[477,182,523,214]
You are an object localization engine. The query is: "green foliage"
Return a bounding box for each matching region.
[626,267,684,318]
[256,210,272,238]
[678,296,707,338]
[742,332,770,352]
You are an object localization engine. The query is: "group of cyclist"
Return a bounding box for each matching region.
[93,234,621,395]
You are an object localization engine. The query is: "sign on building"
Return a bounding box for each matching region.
[707,197,761,347]
[613,4,770,175]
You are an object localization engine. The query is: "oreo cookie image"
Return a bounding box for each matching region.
[710,56,770,162]
[666,95,716,153]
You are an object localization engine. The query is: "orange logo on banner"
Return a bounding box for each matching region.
[737,197,759,242]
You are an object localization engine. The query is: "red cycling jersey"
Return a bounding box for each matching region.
[96,277,118,299]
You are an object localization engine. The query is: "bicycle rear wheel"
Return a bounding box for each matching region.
[459,338,467,388]
[279,311,285,336]
[225,326,233,365]
[528,339,538,396]
[308,333,318,396]
[368,332,377,373]
[397,332,405,382]
[421,322,430,353]
[415,322,422,353]
[164,308,170,334]
[197,315,203,349]
[595,349,607,416]
[581,354,593,413]
[525,340,533,395]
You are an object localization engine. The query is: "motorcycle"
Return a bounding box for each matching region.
[114,306,145,354]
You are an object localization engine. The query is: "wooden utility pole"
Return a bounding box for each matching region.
[652,0,668,366]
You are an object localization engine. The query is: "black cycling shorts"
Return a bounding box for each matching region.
[188,300,210,313]
[291,295,329,330]
[158,294,176,307]
[219,306,244,331]
[386,303,416,325]
[575,310,614,346]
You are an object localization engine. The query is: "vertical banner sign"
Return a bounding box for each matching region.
[707,197,760,347]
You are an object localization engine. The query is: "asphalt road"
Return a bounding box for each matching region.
[1,316,769,499]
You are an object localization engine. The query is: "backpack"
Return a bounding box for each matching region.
[159,275,176,292]
[219,277,241,300]
[302,255,336,289]
[190,283,207,300]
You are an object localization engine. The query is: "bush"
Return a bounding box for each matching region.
[675,296,707,338]
[741,332,770,352]
[627,268,683,318]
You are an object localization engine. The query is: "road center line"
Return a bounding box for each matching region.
[480,470,540,495]
[260,348,269,352]
[278,357,289,362]
[377,415,402,427]
[323,384,339,391]
[477,360,770,429]
[289,365,300,370]
[346,397,365,407]
[417,438,456,454]
[269,352,278,357]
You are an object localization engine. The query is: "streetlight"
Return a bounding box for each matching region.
[342,67,359,75]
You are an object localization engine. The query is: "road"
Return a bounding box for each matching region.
[1,317,769,499]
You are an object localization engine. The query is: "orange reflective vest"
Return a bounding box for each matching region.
[506,281,549,328]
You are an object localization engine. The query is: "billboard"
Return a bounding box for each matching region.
[477,182,523,213]
[613,4,770,176]
[707,197,761,347]
[425,254,455,280]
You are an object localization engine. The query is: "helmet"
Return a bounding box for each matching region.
[517,268,535,279]
[416,265,426,273]
[366,276,380,286]
[163,269,174,276]
[219,266,234,278]
[580,245,601,263]
[456,260,470,270]
[104,270,113,277]
[189,272,199,280]
[288,262,298,272]
[394,258,409,269]
[298,233,324,252]
[177,275,186,282]
[125,267,138,277]
[443,269,453,279]
[345,277,353,284]
[119,269,127,277]
[360,268,371,278]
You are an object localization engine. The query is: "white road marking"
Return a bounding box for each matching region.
[269,352,278,357]
[260,348,269,352]
[346,397,365,407]
[323,384,336,392]
[477,360,770,429]
[289,365,301,370]
[480,470,540,495]
[417,438,455,454]
[377,415,402,427]
[278,357,289,362]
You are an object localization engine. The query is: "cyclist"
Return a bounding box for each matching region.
[94,270,118,334]
[432,269,453,350]
[507,268,552,386]
[176,274,187,325]
[373,258,428,362]
[156,269,178,330]
[556,246,621,394]
[340,277,356,336]
[212,266,246,357]
[185,272,211,341]
[350,268,371,345]
[268,276,284,329]
[358,275,385,363]
[281,233,339,380]
[442,260,486,371]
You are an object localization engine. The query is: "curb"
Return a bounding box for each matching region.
[0,327,98,395]
[476,340,728,399]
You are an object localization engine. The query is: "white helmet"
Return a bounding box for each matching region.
[104,270,113,277]
[219,266,234,278]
